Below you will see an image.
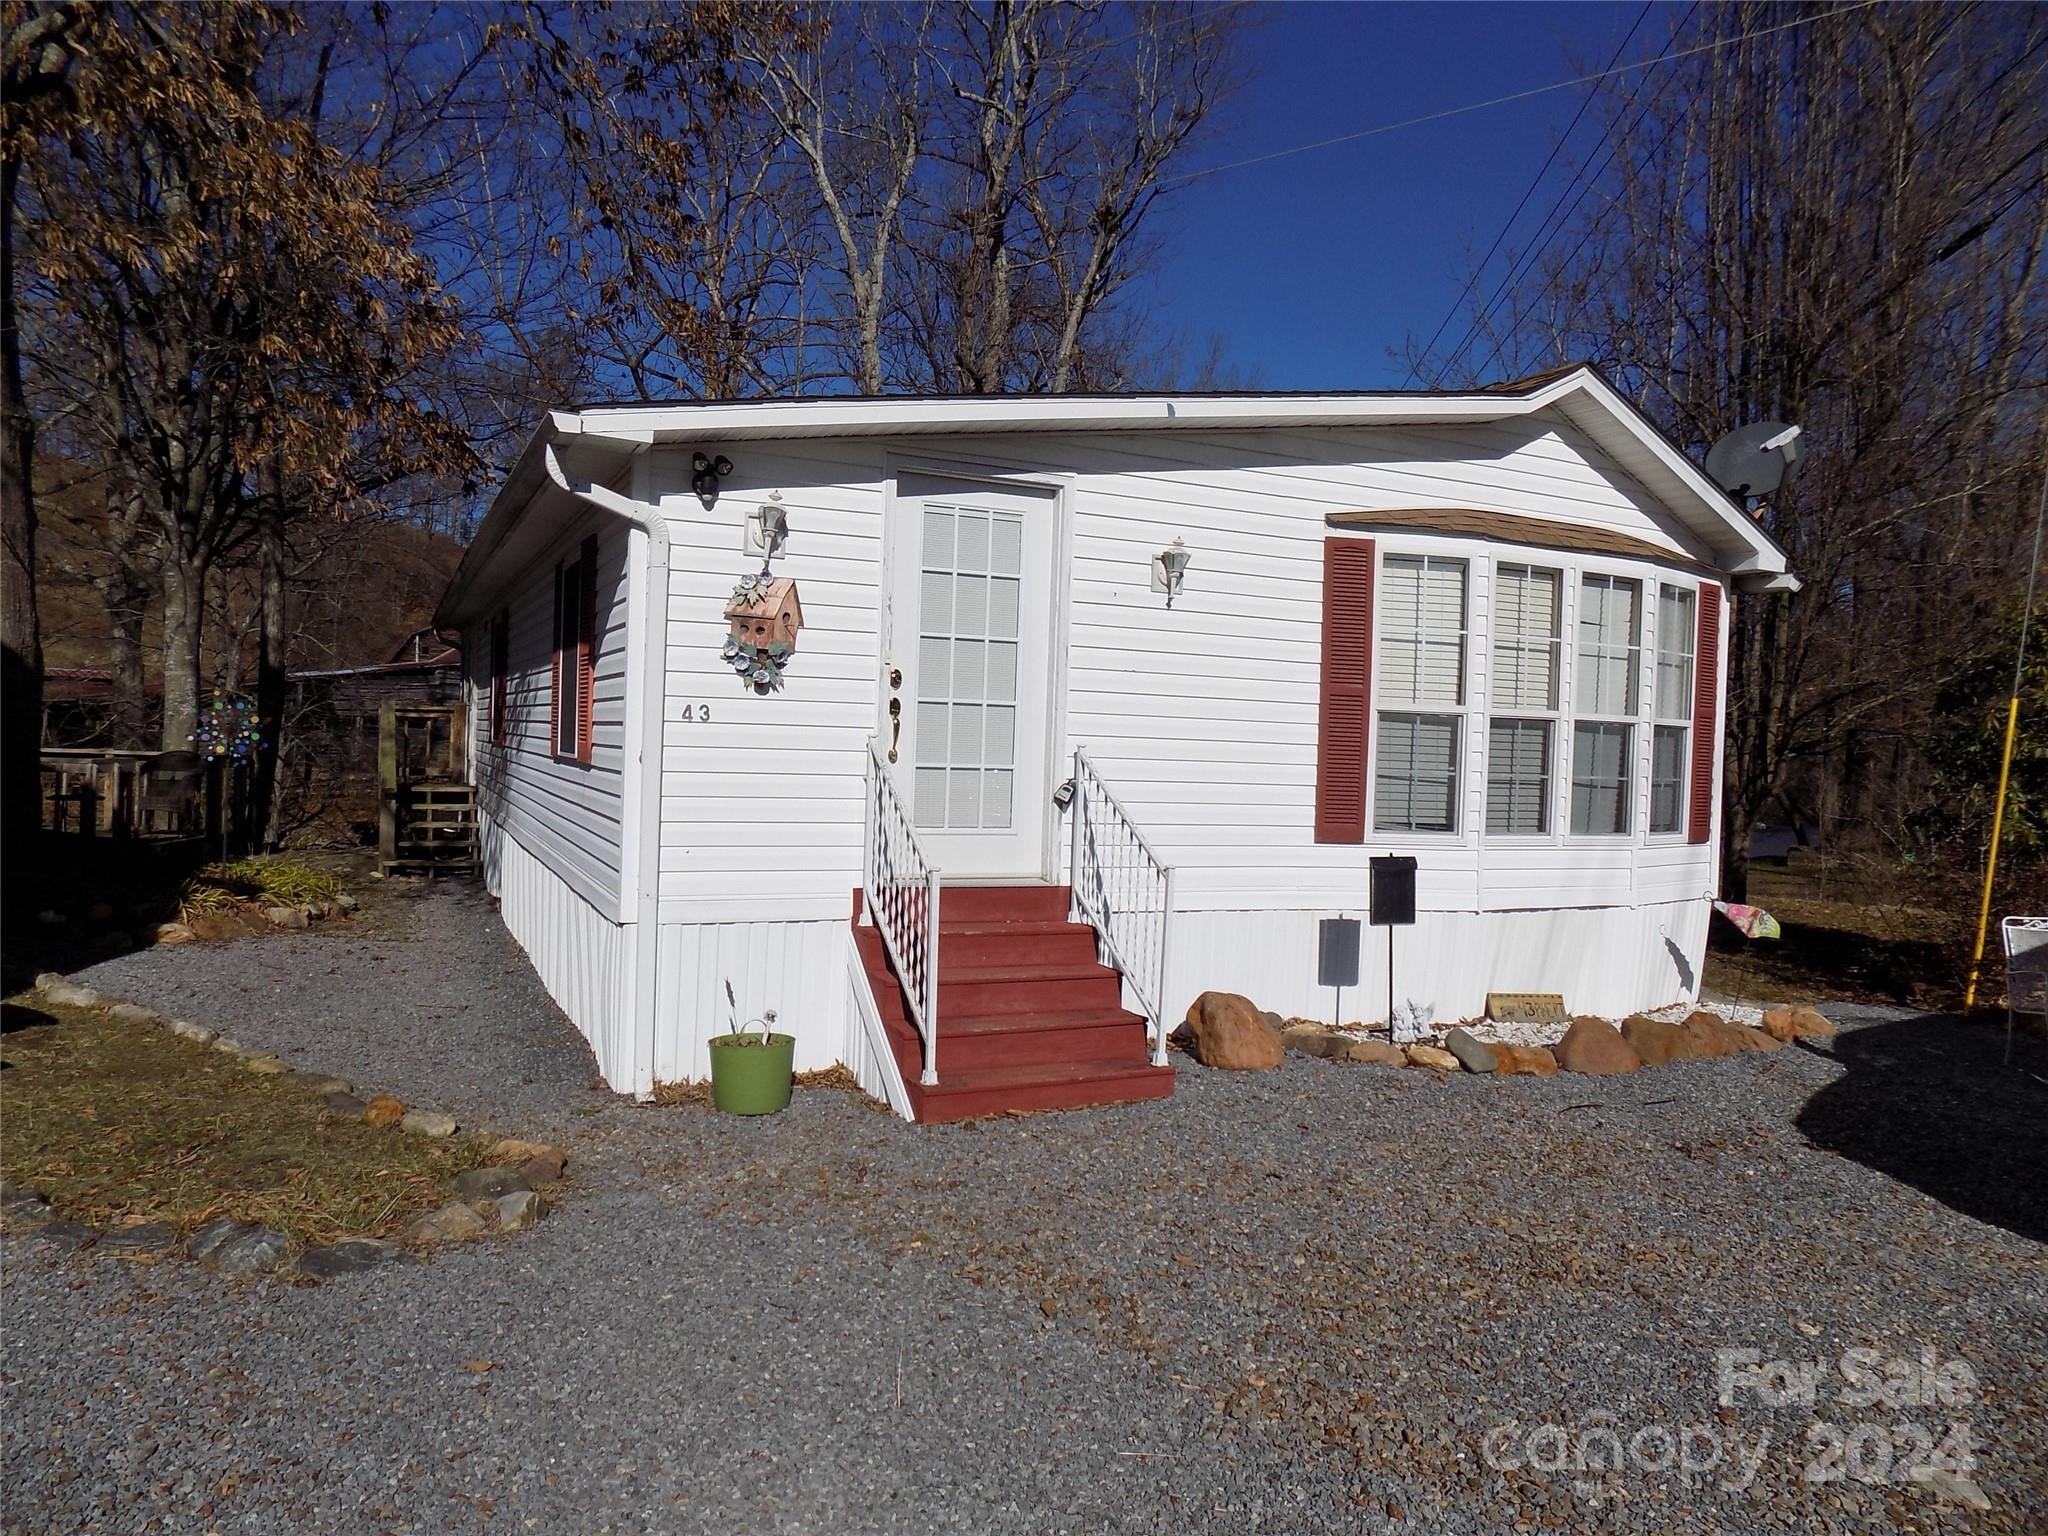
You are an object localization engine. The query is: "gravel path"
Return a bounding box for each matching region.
[4,885,2043,1534]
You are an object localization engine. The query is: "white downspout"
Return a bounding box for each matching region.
[544,437,668,1099]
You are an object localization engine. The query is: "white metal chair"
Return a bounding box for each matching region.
[2001,916,2048,1062]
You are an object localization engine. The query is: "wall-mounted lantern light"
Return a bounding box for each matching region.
[692,451,733,509]
[1152,537,1191,608]
[746,490,789,561]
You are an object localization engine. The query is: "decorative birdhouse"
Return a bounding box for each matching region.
[721,571,804,694]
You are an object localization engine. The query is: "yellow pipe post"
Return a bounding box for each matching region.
[1963,695,2022,1011]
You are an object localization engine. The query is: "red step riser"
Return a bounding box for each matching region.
[937,974,1123,1016]
[937,928,1101,969]
[912,1069,1175,1123]
[938,1025,1151,1072]
[935,886,1072,924]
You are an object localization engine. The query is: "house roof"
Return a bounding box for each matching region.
[440,365,1796,624]
[1327,507,1720,575]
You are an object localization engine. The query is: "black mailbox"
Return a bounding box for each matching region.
[1369,855,1417,927]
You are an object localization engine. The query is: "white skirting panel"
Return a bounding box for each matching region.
[481,814,630,1087]
[650,918,853,1088]
[1165,898,1712,1028]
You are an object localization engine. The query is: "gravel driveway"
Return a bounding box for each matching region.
[3,884,2043,1535]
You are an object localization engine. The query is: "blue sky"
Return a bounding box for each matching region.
[1140,0,1676,390]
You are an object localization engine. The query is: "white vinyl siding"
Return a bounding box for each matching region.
[473,513,629,913]
[1650,582,1695,835]
[1375,554,1466,834]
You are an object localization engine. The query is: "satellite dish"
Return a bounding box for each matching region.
[1705,421,1803,500]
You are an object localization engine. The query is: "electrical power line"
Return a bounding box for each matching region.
[1406,1,1653,387]
[1160,0,1881,191]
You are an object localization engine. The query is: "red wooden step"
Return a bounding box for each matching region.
[911,1058,1176,1124]
[935,919,1100,969]
[851,883,1174,1121]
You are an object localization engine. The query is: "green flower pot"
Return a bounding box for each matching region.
[708,1023,795,1115]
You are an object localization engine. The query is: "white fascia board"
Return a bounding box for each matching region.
[570,392,1528,441]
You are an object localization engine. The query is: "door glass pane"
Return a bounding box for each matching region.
[918,635,952,696]
[952,639,985,698]
[990,516,1022,575]
[947,768,982,826]
[950,703,982,766]
[923,508,954,566]
[920,570,952,634]
[983,705,1016,765]
[985,642,1018,702]
[988,577,1020,638]
[983,769,1013,829]
[914,769,946,829]
[957,511,989,572]
[916,701,948,760]
[954,574,987,637]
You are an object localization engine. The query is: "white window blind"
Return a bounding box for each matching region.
[1655,583,1695,721]
[1571,721,1632,836]
[1374,713,1459,834]
[1379,555,1467,706]
[1492,563,1560,710]
[1486,718,1551,835]
[1651,724,1686,834]
[1576,574,1641,716]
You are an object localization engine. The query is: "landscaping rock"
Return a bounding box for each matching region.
[322,1091,368,1117]
[491,1139,566,1183]
[0,1182,51,1224]
[286,1071,353,1096]
[363,1093,406,1128]
[154,922,197,945]
[1175,991,1283,1071]
[1443,1028,1498,1073]
[1761,1004,1838,1042]
[335,892,358,911]
[496,1190,545,1232]
[403,1202,488,1245]
[167,1019,216,1044]
[298,1237,404,1278]
[213,1036,246,1054]
[400,1108,459,1138]
[188,1219,255,1262]
[33,1220,100,1250]
[1281,1025,1353,1060]
[264,906,310,930]
[454,1167,532,1202]
[1405,1044,1461,1072]
[1621,1015,1698,1067]
[105,1002,160,1027]
[1555,1017,1640,1075]
[244,1055,288,1076]
[209,1227,288,1275]
[1682,1009,1780,1056]
[35,975,103,1009]
[1338,1039,1408,1067]
[1490,1043,1559,1076]
[94,1222,178,1256]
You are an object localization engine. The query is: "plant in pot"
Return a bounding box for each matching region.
[709,982,794,1115]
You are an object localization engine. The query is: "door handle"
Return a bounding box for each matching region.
[887,696,902,761]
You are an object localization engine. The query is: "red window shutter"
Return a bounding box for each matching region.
[549,563,563,757]
[1315,537,1375,843]
[1688,582,1722,844]
[490,612,509,748]
[576,536,598,764]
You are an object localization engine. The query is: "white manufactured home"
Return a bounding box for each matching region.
[436,366,1796,1121]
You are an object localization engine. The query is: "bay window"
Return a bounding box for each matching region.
[1375,554,1466,833]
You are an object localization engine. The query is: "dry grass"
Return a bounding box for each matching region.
[1702,896,1972,1008]
[0,994,492,1246]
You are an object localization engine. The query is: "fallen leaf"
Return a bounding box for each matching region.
[463,1360,498,1374]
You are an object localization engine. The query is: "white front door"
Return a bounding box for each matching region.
[887,476,1057,877]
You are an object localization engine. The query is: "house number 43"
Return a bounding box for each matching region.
[678,704,712,722]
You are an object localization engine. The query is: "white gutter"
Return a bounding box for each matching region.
[542,433,668,1101]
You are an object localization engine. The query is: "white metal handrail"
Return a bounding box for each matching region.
[1069,748,1174,1066]
[864,740,942,1085]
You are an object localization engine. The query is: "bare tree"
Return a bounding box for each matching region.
[1417,2,2048,897]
